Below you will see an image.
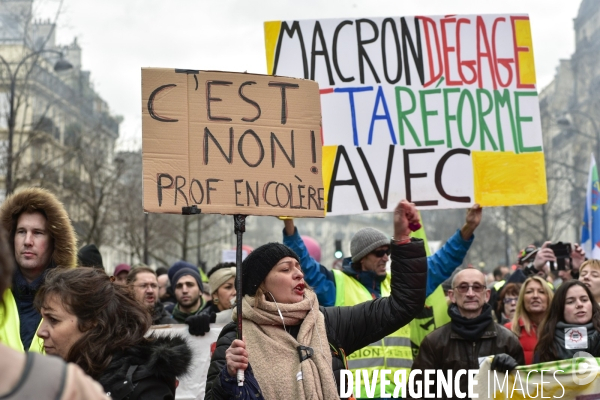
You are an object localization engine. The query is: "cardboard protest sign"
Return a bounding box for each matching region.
[150,324,226,400]
[265,15,547,215]
[475,356,600,399]
[142,69,325,217]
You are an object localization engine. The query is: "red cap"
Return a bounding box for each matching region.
[113,263,131,276]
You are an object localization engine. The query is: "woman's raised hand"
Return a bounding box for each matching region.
[393,200,419,241]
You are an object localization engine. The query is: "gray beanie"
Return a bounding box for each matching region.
[351,227,390,262]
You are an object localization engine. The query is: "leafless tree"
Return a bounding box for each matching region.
[56,127,126,247]
[112,150,231,269]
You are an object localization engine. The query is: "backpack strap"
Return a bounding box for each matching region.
[106,365,138,400]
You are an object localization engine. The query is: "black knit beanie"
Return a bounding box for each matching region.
[77,244,104,270]
[242,243,299,296]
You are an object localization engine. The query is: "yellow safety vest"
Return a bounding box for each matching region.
[0,290,45,353]
[409,284,450,358]
[493,280,506,292]
[333,270,412,399]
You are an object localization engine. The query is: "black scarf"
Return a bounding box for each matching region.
[12,260,56,300]
[449,303,493,341]
[553,321,596,359]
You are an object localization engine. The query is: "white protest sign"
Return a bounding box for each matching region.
[149,323,226,400]
[475,355,600,399]
[265,15,547,215]
[222,249,248,263]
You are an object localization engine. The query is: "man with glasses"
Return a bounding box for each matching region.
[411,268,524,397]
[127,266,176,325]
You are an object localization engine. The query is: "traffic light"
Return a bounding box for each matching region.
[334,239,343,259]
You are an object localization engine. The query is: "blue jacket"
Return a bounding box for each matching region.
[11,264,55,350]
[283,228,473,306]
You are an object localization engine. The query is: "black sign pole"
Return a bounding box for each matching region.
[233,214,246,386]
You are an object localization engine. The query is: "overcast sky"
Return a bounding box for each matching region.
[38,0,582,150]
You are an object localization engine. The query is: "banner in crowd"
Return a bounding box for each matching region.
[582,154,600,259]
[141,68,324,218]
[474,356,600,399]
[149,324,225,400]
[264,15,547,215]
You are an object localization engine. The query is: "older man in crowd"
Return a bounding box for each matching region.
[411,268,524,398]
[127,266,176,325]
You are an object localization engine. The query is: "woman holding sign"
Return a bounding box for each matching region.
[535,280,600,362]
[204,200,427,400]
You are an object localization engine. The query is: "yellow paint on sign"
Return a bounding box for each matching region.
[514,19,536,85]
[321,145,338,210]
[472,151,547,206]
[264,21,281,75]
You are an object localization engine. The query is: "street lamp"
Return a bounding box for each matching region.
[53,57,73,72]
[0,49,73,195]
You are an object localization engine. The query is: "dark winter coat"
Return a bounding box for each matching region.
[204,239,427,400]
[152,302,177,325]
[411,320,525,398]
[199,301,220,316]
[98,335,192,400]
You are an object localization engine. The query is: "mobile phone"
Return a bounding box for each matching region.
[548,242,572,271]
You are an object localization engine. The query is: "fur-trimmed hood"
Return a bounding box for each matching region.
[0,187,77,269]
[98,335,192,397]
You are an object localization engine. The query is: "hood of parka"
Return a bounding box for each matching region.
[0,187,77,269]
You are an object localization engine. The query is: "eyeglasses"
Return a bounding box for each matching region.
[371,248,391,258]
[134,283,158,290]
[453,283,486,293]
[503,297,518,304]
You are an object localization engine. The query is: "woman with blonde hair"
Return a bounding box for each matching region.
[579,259,600,304]
[505,276,553,364]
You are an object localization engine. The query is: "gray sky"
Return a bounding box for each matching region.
[39,0,582,150]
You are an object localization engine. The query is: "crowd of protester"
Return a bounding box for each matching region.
[0,186,599,399]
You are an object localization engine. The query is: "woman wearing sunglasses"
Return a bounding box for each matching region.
[505,277,552,364]
[535,280,600,362]
[496,283,521,324]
